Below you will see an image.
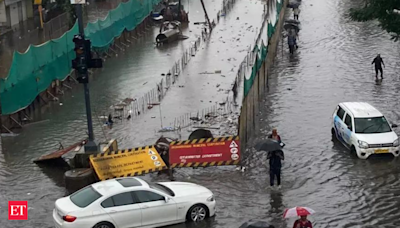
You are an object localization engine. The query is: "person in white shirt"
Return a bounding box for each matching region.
[293,7,300,20]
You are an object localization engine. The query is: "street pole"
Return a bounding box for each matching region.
[199,0,212,32]
[76,4,98,152]
[178,0,181,21]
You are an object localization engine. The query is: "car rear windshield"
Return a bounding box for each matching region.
[355,117,391,134]
[70,186,102,208]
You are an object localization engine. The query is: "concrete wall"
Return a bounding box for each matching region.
[0,2,7,24]
[238,0,288,155]
[21,0,26,21]
[25,0,33,18]
[9,2,19,27]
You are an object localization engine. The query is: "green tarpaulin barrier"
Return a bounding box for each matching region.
[0,0,160,115]
[244,0,282,97]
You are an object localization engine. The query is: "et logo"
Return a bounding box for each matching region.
[8,201,28,220]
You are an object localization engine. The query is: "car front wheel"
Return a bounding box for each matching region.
[187,204,208,222]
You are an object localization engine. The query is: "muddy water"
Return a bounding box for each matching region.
[1,0,400,227]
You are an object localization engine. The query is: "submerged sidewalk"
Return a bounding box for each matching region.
[113,0,265,148]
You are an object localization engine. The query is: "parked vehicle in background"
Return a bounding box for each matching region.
[331,102,399,159]
[53,177,216,228]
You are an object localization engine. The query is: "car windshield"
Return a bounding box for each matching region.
[355,116,392,134]
[70,186,102,208]
[143,180,175,197]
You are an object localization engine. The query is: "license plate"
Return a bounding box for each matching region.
[375,149,389,154]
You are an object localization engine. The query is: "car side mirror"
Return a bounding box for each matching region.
[392,124,398,128]
[164,197,170,203]
[347,125,352,130]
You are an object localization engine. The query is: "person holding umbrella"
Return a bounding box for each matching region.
[283,206,315,228]
[254,134,285,189]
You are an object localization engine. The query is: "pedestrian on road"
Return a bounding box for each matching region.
[287,31,297,55]
[268,128,282,143]
[267,149,284,189]
[293,7,300,20]
[372,54,385,79]
[293,215,313,228]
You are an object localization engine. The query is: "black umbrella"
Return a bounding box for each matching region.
[287,2,300,8]
[254,139,282,152]
[239,220,275,228]
[284,23,300,33]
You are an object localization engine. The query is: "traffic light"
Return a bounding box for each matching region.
[72,35,103,84]
[72,34,88,83]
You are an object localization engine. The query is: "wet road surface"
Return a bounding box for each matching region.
[2,0,400,227]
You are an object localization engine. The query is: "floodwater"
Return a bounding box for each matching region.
[1,0,400,227]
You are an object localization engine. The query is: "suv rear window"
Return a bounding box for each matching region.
[70,186,102,208]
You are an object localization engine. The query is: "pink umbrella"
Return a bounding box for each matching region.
[283,207,315,218]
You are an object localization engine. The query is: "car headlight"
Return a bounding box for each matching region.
[207,195,214,202]
[358,140,369,149]
[394,138,399,147]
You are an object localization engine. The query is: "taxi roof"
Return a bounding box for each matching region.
[340,102,383,118]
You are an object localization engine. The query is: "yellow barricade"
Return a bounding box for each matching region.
[90,145,167,180]
[102,139,119,153]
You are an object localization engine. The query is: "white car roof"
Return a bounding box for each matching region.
[340,102,383,118]
[91,177,150,196]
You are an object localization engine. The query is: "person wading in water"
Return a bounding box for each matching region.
[371,54,385,79]
[293,215,313,228]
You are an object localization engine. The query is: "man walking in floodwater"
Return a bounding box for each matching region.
[372,54,385,79]
[267,149,284,189]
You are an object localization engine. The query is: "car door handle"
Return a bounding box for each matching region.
[110,210,118,213]
[142,205,149,209]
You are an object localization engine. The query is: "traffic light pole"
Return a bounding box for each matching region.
[76,4,98,152]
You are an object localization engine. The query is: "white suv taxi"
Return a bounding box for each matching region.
[331,102,399,159]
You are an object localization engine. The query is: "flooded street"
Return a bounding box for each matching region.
[2,0,400,227]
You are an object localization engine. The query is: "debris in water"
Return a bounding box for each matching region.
[143,81,148,85]
[59,103,63,106]
[215,70,222,73]
[216,84,220,88]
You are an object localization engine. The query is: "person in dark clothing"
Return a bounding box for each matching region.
[293,215,313,228]
[372,54,385,79]
[287,30,297,55]
[267,149,284,189]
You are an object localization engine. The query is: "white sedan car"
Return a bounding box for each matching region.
[53,177,216,228]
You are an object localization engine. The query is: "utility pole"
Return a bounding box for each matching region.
[199,0,212,32]
[72,0,103,153]
[178,0,181,21]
